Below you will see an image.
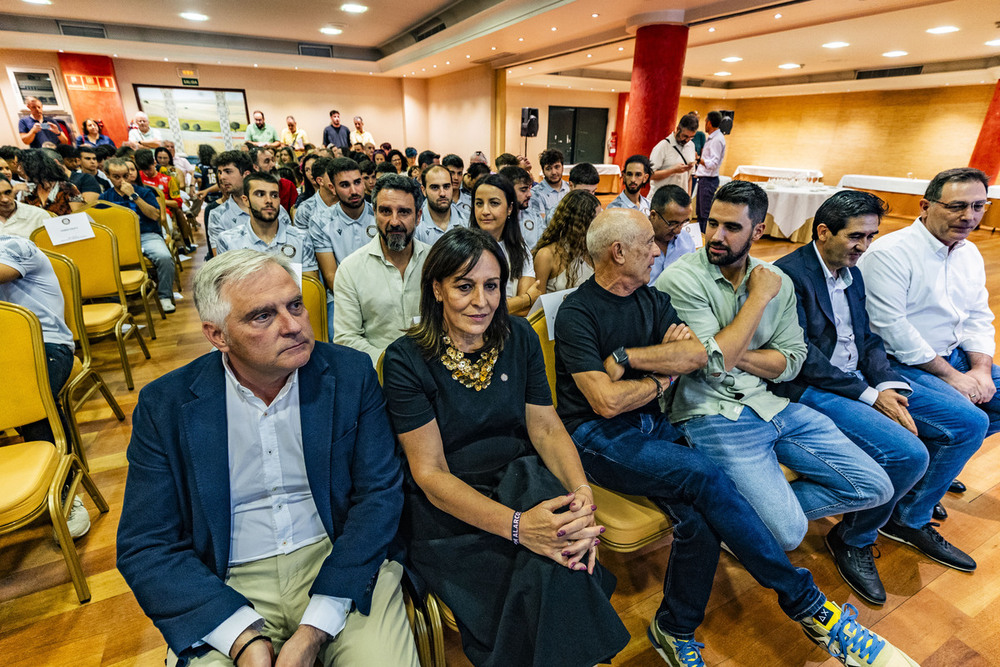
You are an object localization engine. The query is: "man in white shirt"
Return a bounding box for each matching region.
[0,175,49,238]
[649,114,698,198]
[693,111,727,232]
[334,174,429,365]
[127,112,163,149]
[414,165,464,245]
[117,249,419,667]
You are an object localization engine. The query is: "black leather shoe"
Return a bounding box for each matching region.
[949,479,967,494]
[879,519,976,571]
[933,503,948,520]
[825,524,886,605]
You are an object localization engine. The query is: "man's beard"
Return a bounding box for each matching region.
[625,181,643,195]
[381,225,412,252]
[428,197,451,215]
[249,201,279,223]
[706,235,753,266]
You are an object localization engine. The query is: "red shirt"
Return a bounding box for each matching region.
[140,171,182,208]
[279,177,296,213]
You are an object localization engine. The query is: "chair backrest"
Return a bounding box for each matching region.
[41,249,92,365]
[31,222,126,302]
[302,273,329,343]
[151,188,169,233]
[82,201,145,268]
[527,309,557,407]
[0,302,68,450]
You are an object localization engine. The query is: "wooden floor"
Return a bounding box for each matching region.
[2,217,1000,666]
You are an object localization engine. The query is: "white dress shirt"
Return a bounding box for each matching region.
[694,129,726,178]
[203,359,351,655]
[649,134,696,194]
[858,218,995,365]
[811,243,908,405]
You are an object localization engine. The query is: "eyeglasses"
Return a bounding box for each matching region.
[928,199,991,213]
[652,210,687,230]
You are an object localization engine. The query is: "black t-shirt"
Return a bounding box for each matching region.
[554,276,680,433]
[70,171,102,195]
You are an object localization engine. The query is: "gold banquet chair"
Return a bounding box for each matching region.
[302,273,329,343]
[0,302,109,604]
[152,188,184,291]
[82,200,165,339]
[32,223,151,391]
[43,249,126,469]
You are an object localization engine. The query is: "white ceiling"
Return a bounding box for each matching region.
[2,0,999,97]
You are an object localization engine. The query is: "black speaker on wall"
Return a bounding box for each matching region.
[719,110,735,135]
[521,107,539,137]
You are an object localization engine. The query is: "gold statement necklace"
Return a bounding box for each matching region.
[440,335,499,391]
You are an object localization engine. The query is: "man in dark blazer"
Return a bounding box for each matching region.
[117,249,418,667]
[774,190,976,605]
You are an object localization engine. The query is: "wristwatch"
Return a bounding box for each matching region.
[612,346,629,368]
[129,193,139,201]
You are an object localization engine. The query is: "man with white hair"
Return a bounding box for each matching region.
[127,112,163,149]
[349,117,374,147]
[117,249,419,667]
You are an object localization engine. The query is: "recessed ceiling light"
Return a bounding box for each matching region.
[591,13,599,18]
[445,60,450,64]
[340,3,368,13]
[926,25,959,34]
[722,56,742,63]
[465,54,471,58]
[778,63,801,69]
[715,71,732,76]
[611,88,616,92]
[421,67,425,71]
[774,13,782,19]
[986,39,1000,47]
[294,66,298,70]
[164,57,169,61]
[113,53,118,57]
[253,63,258,67]
[518,37,524,42]
[882,50,908,57]
[618,47,624,51]
[822,41,849,49]
[21,0,52,5]
[58,49,64,53]
[491,46,496,50]
[587,54,592,58]
[180,11,208,21]
[520,82,523,85]
[320,26,343,35]
[551,27,557,31]
[528,66,532,70]
[433,64,437,68]
[708,27,715,32]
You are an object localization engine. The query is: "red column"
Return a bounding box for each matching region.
[621,23,689,162]
[969,80,1000,184]
[57,53,129,146]
[611,92,629,168]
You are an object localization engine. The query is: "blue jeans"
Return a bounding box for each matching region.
[888,355,989,527]
[680,402,893,551]
[141,232,175,300]
[799,385,928,546]
[945,348,1000,437]
[572,412,824,639]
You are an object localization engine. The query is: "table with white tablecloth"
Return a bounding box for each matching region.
[733,165,824,182]
[562,163,621,193]
[762,185,843,243]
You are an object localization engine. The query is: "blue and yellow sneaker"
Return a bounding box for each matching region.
[647,619,706,667]
[801,601,920,666]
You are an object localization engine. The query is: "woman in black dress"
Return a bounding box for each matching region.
[382,227,628,667]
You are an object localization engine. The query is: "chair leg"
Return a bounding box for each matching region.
[93,372,125,421]
[424,594,447,667]
[48,458,91,603]
[61,395,89,470]
[138,281,157,340]
[113,320,135,390]
[151,280,167,320]
[128,315,151,360]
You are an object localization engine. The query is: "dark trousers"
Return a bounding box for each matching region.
[19,343,74,444]
[695,175,719,233]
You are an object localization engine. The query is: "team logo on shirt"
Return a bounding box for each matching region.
[280,243,297,258]
[366,225,377,238]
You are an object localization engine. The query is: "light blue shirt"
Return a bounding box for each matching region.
[309,201,375,264]
[414,201,466,246]
[530,179,570,219]
[606,191,650,216]
[648,231,696,286]
[208,197,291,247]
[519,205,546,251]
[215,218,318,272]
[0,235,74,349]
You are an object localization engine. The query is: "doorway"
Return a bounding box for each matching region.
[547,106,608,164]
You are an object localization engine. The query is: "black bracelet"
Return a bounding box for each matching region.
[233,634,271,665]
[511,510,522,545]
[646,374,664,399]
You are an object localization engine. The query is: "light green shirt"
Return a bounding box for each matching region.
[655,249,805,423]
[333,236,430,366]
[245,123,279,144]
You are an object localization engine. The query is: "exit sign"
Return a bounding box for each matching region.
[181,77,199,86]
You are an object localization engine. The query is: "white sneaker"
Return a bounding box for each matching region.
[65,495,91,539]
[160,298,176,313]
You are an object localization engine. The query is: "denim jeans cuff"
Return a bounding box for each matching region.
[788,592,827,624]
[654,610,696,641]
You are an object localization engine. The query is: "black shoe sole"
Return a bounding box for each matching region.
[824,532,886,606]
[878,527,977,572]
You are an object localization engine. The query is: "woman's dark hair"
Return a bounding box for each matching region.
[469,173,529,281]
[81,118,102,136]
[407,227,511,358]
[534,189,600,288]
[276,146,296,165]
[197,143,216,166]
[154,146,174,167]
[19,149,68,185]
[276,166,298,185]
[387,149,408,170]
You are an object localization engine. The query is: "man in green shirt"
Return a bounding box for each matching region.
[656,180,892,551]
[245,110,281,149]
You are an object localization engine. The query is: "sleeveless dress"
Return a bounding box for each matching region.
[382,317,629,667]
[546,255,594,293]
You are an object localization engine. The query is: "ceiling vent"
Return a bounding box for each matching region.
[472,52,516,65]
[298,43,334,58]
[58,21,107,39]
[411,19,446,42]
[686,78,706,87]
[855,65,923,80]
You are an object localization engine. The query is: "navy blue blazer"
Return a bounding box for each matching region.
[772,243,905,402]
[116,343,403,659]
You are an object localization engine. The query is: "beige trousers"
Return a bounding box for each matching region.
[166,539,419,666]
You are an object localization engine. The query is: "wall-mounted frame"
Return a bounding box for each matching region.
[133,84,250,154]
[6,66,71,110]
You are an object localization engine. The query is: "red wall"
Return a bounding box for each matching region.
[57,53,128,145]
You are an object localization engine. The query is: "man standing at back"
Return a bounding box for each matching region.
[19,97,69,148]
[117,249,419,667]
[692,111,726,233]
[649,114,698,198]
[323,111,351,151]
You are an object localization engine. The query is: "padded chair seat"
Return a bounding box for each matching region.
[0,441,58,525]
[82,303,124,332]
[65,356,84,389]
[592,485,672,551]
[120,270,146,291]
